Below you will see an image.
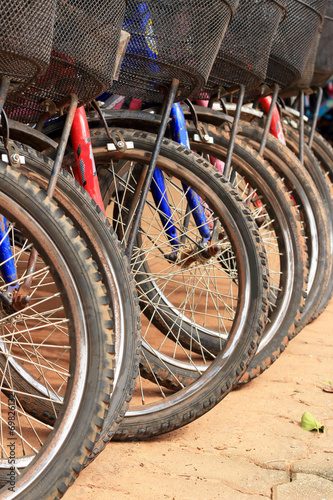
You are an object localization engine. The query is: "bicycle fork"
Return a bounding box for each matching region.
[70,106,106,215]
[151,101,211,249]
[0,80,18,296]
[0,99,106,309]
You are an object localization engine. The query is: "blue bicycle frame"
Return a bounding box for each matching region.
[0,213,18,286]
[137,102,212,255]
[151,102,210,243]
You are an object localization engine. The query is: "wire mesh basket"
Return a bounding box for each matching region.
[279,13,326,97]
[198,0,288,99]
[266,0,329,88]
[5,0,126,123]
[312,1,333,87]
[110,0,239,103]
[0,0,57,88]
[296,30,322,89]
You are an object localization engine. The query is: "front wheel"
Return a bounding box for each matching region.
[88,128,269,439]
[0,161,116,498]
[185,121,307,382]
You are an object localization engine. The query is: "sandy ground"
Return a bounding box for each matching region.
[65,300,333,500]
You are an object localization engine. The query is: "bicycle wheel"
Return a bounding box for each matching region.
[0,162,114,497]
[281,121,333,319]
[237,120,332,329]
[282,122,333,217]
[0,138,141,451]
[184,121,307,381]
[302,124,333,199]
[78,127,269,439]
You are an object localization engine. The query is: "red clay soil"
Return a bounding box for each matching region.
[65,299,333,500]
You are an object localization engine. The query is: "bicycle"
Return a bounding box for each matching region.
[92,0,307,396]
[187,0,332,332]
[72,0,308,439]
[0,0,143,495]
[2,0,275,447]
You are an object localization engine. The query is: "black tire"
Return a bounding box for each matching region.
[304,125,333,319]
[281,121,333,319]
[282,123,333,218]
[237,120,332,332]
[85,127,269,439]
[0,161,114,498]
[0,138,142,452]
[303,125,333,195]
[184,121,307,382]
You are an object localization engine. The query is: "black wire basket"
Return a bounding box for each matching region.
[198,0,288,99]
[110,0,239,102]
[266,0,328,88]
[312,1,333,87]
[0,0,57,88]
[6,0,126,123]
[279,10,327,97]
[296,30,322,90]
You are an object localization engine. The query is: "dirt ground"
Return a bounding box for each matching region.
[65,299,333,500]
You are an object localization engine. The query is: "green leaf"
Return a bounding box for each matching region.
[301,411,324,433]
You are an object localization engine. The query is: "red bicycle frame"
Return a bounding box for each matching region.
[70,106,106,215]
[259,96,286,145]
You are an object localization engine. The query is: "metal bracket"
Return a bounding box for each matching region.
[1,149,26,166]
[113,30,130,81]
[183,99,213,143]
[47,94,78,199]
[41,99,58,116]
[91,99,128,152]
[1,110,24,167]
[6,139,23,167]
[36,99,61,131]
[224,84,246,178]
[192,134,214,144]
[109,129,128,152]
[107,141,134,151]
[225,103,264,120]
[196,123,212,143]
[282,106,309,121]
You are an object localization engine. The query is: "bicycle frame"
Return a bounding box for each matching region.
[70,106,106,215]
[0,215,18,285]
[259,96,286,145]
[0,104,106,291]
[168,103,211,242]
